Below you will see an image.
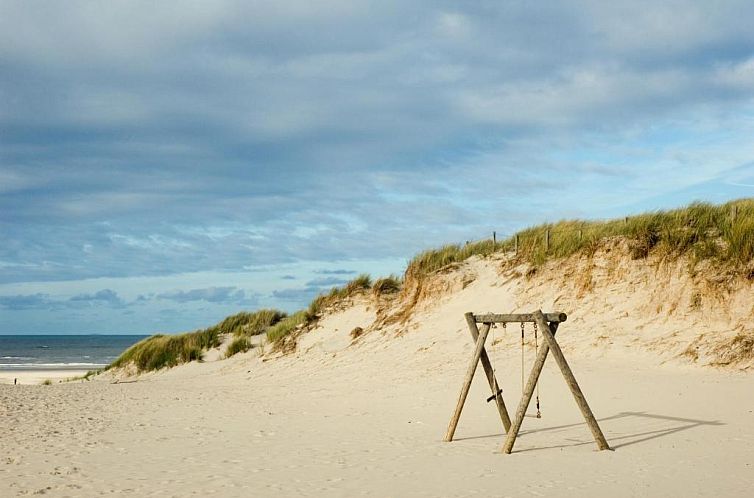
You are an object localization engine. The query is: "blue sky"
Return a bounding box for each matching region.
[2,1,754,334]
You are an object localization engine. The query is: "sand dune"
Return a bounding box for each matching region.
[2,248,753,496]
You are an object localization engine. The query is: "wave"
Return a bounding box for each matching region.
[1,356,37,360]
[0,362,106,370]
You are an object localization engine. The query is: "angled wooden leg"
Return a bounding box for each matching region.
[501,318,556,454]
[464,313,512,433]
[533,310,610,451]
[444,321,492,442]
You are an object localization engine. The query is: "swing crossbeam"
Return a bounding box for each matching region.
[444,309,610,454]
[473,312,567,324]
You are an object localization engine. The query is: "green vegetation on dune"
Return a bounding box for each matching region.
[109,328,222,372]
[112,198,754,372]
[406,198,754,279]
[405,240,498,281]
[510,199,754,267]
[219,309,287,337]
[266,273,378,345]
[372,274,403,295]
[266,310,309,343]
[225,336,254,358]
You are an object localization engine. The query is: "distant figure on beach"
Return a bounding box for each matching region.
[14,378,17,385]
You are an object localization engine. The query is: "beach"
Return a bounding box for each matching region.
[0,368,92,386]
[1,326,752,496]
[2,254,754,496]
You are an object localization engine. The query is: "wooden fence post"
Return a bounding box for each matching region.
[515,235,519,255]
[493,231,496,247]
[545,229,550,252]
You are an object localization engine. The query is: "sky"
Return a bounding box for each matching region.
[2,1,754,334]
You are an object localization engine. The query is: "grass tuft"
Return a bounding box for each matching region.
[267,274,375,345]
[213,309,287,337]
[372,275,402,295]
[225,336,254,358]
[266,310,308,343]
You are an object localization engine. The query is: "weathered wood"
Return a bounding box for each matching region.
[473,312,567,324]
[502,319,557,454]
[532,310,610,451]
[464,313,511,433]
[444,321,492,442]
[545,229,550,252]
[515,234,519,254]
[493,231,496,246]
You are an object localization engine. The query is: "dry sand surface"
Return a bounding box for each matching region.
[0,370,91,386]
[2,253,754,496]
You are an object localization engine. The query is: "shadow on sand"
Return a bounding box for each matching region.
[452,411,724,452]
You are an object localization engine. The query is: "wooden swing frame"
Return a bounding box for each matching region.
[444,309,610,454]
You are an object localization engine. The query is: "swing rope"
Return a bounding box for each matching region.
[520,321,543,418]
[520,322,525,395]
[485,321,504,403]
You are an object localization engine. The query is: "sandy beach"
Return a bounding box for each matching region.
[2,254,754,496]
[1,328,752,496]
[0,369,93,386]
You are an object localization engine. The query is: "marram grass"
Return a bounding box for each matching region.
[406,198,754,279]
[112,198,754,370]
[225,336,254,358]
[109,328,221,373]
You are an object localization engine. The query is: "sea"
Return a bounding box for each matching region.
[0,335,147,371]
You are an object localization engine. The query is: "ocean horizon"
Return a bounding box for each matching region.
[0,334,147,371]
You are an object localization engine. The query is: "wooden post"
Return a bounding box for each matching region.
[532,311,610,451]
[515,234,519,255]
[493,231,496,247]
[578,229,582,241]
[502,319,556,454]
[444,321,492,442]
[464,313,511,433]
[545,229,550,252]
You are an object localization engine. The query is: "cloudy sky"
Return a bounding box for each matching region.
[2,1,754,334]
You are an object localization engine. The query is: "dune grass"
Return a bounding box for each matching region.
[65,369,100,382]
[372,274,402,295]
[109,327,222,373]
[225,336,255,358]
[112,198,754,369]
[406,199,754,280]
[221,309,287,337]
[405,240,498,281]
[267,274,374,345]
[266,310,309,343]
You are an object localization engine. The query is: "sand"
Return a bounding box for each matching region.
[0,369,92,386]
[2,253,753,496]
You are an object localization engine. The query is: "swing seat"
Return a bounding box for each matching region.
[486,388,503,403]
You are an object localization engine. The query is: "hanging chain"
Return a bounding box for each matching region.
[520,322,525,393]
[533,321,541,418]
